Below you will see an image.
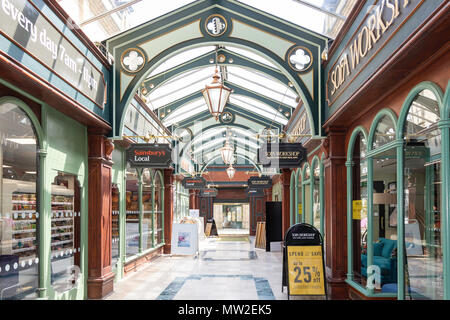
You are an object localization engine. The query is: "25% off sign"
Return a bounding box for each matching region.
[287,246,325,295]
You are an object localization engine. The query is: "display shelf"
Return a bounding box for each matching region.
[50,192,75,257]
[12,246,36,254]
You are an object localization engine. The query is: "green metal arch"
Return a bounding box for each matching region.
[199,153,261,174]
[444,80,450,119]
[0,96,46,150]
[153,169,164,186]
[396,81,444,140]
[116,38,316,139]
[367,108,398,151]
[301,161,311,181]
[346,126,369,162]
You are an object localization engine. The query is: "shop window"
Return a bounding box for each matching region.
[312,161,320,231]
[402,89,442,299]
[372,116,396,149]
[350,132,368,287]
[297,173,302,223]
[125,165,139,257]
[0,103,39,300]
[50,172,81,293]
[303,165,311,224]
[111,184,120,269]
[154,172,163,246]
[142,169,153,250]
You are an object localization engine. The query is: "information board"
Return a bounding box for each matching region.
[287,245,325,295]
[282,223,327,299]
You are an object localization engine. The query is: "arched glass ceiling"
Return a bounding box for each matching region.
[229,95,289,125]
[148,46,216,77]
[225,46,278,69]
[61,0,357,42]
[162,98,207,126]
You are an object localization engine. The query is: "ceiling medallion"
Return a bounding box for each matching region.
[121,48,146,73]
[287,46,313,72]
[220,111,235,124]
[205,14,228,37]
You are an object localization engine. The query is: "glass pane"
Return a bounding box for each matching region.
[229,96,289,124]
[148,46,216,77]
[154,173,163,246]
[403,90,442,300]
[125,166,139,257]
[351,132,368,287]
[313,162,320,231]
[225,46,278,68]
[111,185,120,269]
[370,148,397,290]
[0,103,38,300]
[142,169,153,250]
[50,173,81,293]
[373,116,396,149]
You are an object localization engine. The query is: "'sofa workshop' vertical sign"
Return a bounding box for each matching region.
[282,223,326,299]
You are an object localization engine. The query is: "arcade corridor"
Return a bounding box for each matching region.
[0,0,448,304]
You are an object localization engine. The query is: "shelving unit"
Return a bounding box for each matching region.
[50,188,75,258]
[10,192,38,260]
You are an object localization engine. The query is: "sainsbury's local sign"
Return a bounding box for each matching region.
[327,0,423,105]
[0,0,106,108]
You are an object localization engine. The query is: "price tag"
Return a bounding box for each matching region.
[287,245,325,295]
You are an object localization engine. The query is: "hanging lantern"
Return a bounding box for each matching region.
[220,139,234,164]
[201,68,233,121]
[226,164,236,180]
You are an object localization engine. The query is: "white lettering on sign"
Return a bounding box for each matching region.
[0,0,103,104]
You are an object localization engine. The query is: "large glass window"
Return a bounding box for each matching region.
[402,89,442,299]
[50,172,81,293]
[111,184,120,269]
[312,161,321,231]
[0,103,39,300]
[350,132,368,287]
[125,166,139,257]
[154,172,163,246]
[142,169,153,250]
[303,165,311,224]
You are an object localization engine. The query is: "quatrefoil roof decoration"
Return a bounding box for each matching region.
[288,46,313,72]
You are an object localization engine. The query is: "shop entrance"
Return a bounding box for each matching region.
[213,203,250,235]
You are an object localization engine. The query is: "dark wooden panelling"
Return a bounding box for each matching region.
[163,169,174,254]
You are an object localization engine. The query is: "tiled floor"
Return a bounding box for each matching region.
[107,236,291,300]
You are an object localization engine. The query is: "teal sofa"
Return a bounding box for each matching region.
[361,238,397,285]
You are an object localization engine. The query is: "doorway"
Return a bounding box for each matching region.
[213,203,250,235]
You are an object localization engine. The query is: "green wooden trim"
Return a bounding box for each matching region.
[290,171,295,226]
[310,156,320,228]
[395,144,405,300]
[441,80,450,299]
[367,108,398,151]
[137,168,143,253]
[396,81,444,140]
[0,96,46,150]
[346,126,369,162]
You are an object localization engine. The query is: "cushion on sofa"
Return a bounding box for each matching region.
[373,241,384,256]
[380,238,397,259]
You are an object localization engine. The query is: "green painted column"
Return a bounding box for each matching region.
[440,119,450,299]
[366,155,374,295]
[310,178,314,226]
[37,148,49,299]
[161,173,165,244]
[294,173,299,225]
[138,170,143,253]
[346,160,353,282]
[290,181,294,226]
[396,142,405,300]
[320,164,325,236]
[302,181,306,223]
[152,183,156,248]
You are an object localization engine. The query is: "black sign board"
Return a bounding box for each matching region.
[257,143,307,168]
[126,144,172,168]
[282,223,327,299]
[205,218,219,237]
[246,188,264,197]
[182,176,207,189]
[247,175,272,189]
[200,188,218,197]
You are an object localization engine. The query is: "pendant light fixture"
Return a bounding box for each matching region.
[220,139,234,165]
[201,47,233,121]
[226,164,236,180]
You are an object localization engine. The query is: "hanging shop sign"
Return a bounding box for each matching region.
[0,0,107,108]
[247,175,272,189]
[282,223,326,298]
[246,188,264,197]
[126,144,172,168]
[327,0,423,105]
[258,143,307,168]
[200,188,218,197]
[182,176,207,189]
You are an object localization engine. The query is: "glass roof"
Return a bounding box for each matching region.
[59,0,357,42]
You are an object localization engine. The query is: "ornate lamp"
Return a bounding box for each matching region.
[220,139,234,165]
[202,68,232,120]
[226,164,236,180]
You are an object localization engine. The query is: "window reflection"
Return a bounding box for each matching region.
[403,89,442,300]
[373,116,396,149]
[0,103,39,300]
[125,166,139,257]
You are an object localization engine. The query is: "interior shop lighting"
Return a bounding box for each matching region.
[6,138,36,145]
